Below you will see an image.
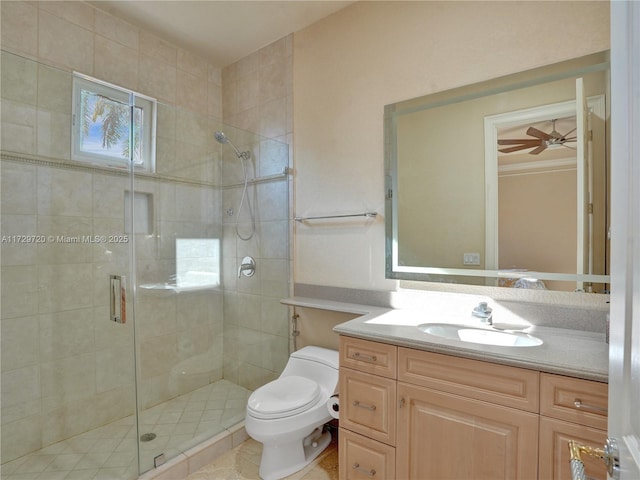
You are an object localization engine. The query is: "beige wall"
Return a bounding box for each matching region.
[293,0,610,291]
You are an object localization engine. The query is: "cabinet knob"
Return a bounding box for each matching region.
[353,463,376,477]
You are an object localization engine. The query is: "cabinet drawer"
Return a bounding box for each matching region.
[340,336,397,378]
[340,367,397,445]
[398,348,540,412]
[540,373,608,430]
[539,416,607,480]
[339,428,396,480]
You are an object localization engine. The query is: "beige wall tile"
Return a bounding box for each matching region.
[208,65,222,86]
[92,174,128,219]
[1,51,38,105]
[38,263,93,313]
[139,30,177,66]
[139,54,176,104]
[1,1,38,57]
[39,308,95,361]
[94,9,139,50]
[37,1,94,29]
[37,215,93,264]
[37,168,93,216]
[36,110,72,160]
[95,346,135,393]
[0,215,38,266]
[139,333,178,378]
[1,365,40,408]
[208,82,223,119]
[94,35,139,91]
[259,58,291,104]
[37,63,73,114]
[38,9,93,73]
[259,97,287,139]
[1,316,39,371]
[236,72,260,113]
[1,101,38,155]
[177,70,207,116]
[178,49,207,79]
[1,162,37,214]
[1,265,39,319]
[40,353,96,413]
[0,414,42,462]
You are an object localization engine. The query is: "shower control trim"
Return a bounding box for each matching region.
[238,256,256,278]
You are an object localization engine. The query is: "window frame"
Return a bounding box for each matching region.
[71,73,157,172]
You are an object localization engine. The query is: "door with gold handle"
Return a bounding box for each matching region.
[568,438,620,480]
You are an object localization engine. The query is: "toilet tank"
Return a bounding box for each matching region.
[281,346,339,394]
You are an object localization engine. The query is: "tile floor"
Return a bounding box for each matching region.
[186,433,339,480]
[1,380,251,480]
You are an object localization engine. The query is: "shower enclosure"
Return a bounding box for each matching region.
[0,50,291,478]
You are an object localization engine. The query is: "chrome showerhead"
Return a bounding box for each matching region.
[214,130,229,145]
[214,130,250,160]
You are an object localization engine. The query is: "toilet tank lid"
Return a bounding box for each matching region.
[291,346,339,369]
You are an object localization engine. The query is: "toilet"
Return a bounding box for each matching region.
[244,346,339,480]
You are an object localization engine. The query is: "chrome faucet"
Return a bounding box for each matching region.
[472,302,493,325]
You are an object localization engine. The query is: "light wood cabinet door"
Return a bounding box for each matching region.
[396,382,538,480]
[340,367,397,446]
[339,428,396,480]
[539,417,607,480]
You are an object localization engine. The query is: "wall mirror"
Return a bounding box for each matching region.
[384,51,610,293]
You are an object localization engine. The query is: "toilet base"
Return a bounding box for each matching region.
[258,427,332,480]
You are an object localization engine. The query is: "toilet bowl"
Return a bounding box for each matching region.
[244,346,339,480]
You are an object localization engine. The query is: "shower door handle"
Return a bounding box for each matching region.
[110,275,126,324]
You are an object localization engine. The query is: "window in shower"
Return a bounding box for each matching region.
[71,73,156,172]
[176,238,221,290]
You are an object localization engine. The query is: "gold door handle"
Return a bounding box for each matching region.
[568,439,620,480]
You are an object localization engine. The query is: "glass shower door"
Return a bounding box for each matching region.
[1,51,139,479]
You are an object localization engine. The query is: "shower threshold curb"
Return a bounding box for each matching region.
[138,422,249,480]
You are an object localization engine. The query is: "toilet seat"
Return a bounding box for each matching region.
[247,376,322,419]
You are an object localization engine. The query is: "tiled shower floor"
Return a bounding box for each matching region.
[1,380,251,480]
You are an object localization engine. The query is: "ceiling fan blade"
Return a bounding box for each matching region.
[499,144,540,154]
[526,126,553,140]
[560,127,577,138]
[529,144,548,155]
[497,139,543,146]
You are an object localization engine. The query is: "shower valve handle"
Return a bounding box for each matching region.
[238,256,256,278]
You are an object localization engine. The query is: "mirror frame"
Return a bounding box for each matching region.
[384,51,611,290]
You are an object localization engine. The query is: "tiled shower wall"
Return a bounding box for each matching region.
[1,0,292,464]
[220,35,294,390]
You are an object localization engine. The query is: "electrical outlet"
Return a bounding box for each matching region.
[463,253,481,265]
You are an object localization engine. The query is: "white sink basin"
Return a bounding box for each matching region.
[418,323,543,347]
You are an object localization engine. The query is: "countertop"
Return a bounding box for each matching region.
[282,296,609,383]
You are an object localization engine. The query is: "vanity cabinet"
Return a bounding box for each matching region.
[338,336,608,480]
[538,373,609,480]
[339,336,398,479]
[396,348,539,480]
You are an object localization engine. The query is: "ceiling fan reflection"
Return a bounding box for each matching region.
[498,119,577,155]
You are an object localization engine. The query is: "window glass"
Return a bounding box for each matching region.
[72,74,156,171]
